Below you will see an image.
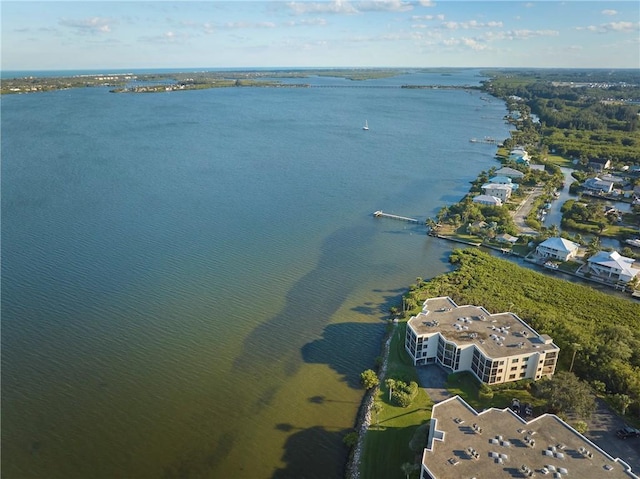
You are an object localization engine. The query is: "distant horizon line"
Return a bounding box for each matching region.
[3,65,638,80]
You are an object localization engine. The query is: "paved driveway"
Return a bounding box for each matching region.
[415,365,451,403]
[581,398,640,472]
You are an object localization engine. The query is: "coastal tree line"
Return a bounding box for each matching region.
[483,70,640,165]
[403,249,640,420]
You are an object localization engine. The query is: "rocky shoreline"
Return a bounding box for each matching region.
[345,319,397,479]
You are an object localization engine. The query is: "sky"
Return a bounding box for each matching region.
[2,1,639,71]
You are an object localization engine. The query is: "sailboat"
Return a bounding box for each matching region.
[362,120,369,131]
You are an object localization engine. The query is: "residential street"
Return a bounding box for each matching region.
[512,186,544,236]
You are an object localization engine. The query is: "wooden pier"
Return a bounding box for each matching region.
[373,210,420,224]
[469,137,499,144]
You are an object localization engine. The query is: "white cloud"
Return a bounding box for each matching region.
[287,0,413,14]
[419,0,436,6]
[287,0,358,15]
[576,21,639,34]
[481,29,559,42]
[601,9,617,16]
[224,21,276,29]
[460,37,487,50]
[285,18,328,27]
[139,30,191,44]
[59,17,113,35]
[412,14,445,21]
[178,20,215,34]
[442,20,503,30]
[356,0,413,12]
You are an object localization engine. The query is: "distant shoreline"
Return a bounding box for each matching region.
[0,68,482,95]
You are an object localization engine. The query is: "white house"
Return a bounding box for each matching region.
[405,297,559,385]
[588,158,612,171]
[481,183,513,202]
[494,167,525,180]
[508,147,530,165]
[489,176,519,190]
[587,250,640,283]
[535,237,580,261]
[583,177,614,194]
[472,194,502,206]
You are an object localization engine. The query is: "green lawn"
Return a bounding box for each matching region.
[446,372,546,416]
[544,154,575,168]
[358,323,432,479]
[357,324,546,479]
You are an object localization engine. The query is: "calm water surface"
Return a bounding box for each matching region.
[2,70,511,478]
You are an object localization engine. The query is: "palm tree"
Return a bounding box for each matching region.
[401,462,418,479]
[569,343,582,372]
[588,235,601,255]
[372,402,382,428]
[385,378,396,401]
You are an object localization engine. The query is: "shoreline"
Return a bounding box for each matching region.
[346,320,397,479]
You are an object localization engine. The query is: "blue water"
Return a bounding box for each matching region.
[1,70,511,478]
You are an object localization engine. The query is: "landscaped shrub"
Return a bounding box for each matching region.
[391,380,419,407]
[479,383,494,400]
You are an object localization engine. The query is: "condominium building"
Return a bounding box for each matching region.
[421,395,638,479]
[405,297,559,385]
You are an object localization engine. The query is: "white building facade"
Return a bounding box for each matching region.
[405,297,559,385]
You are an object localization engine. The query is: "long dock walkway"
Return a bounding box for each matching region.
[373,210,420,224]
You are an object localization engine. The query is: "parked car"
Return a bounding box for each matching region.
[616,426,640,439]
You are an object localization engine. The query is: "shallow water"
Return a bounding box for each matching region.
[1,70,511,478]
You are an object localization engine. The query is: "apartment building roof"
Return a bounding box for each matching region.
[407,297,558,358]
[422,396,637,479]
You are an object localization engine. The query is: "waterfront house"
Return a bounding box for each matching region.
[588,158,612,172]
[470,220,488,229]
[587,250,640,283]
[535,237,580,261]
[481,183,513,202]
[600,174,625,185]
[472,195,502,206]
[488,176,519,190]
[420,395,637,479]
[583,177,614,194]
[494,167,525,180]
[405,297,559,385]
[508,147,530,166]
[496,233,518,244]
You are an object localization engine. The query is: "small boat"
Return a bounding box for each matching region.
[625,238,640,248]
[362,120,369,131]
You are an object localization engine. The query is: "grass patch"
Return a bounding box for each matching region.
[358,322,432,479]
[446,372,546,415]
[544,154,575,168]
[511,244,531,257]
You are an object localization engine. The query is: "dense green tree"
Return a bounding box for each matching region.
[361,369,379,390]
[343,431,359,448]
[535,371,595,418]
[409,423,430,453]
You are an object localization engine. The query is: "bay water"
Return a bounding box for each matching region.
[1,70,511,478]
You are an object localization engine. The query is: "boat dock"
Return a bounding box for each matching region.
[469,137,499,144]
[373,210,420,224]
